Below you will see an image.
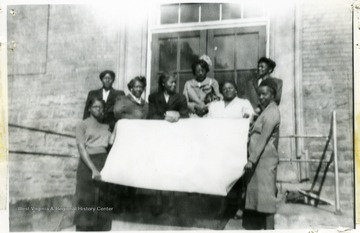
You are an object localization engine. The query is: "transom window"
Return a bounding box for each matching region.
[160,3,267,25]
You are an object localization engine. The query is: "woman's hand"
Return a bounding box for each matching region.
[165,111,180,123]
[194,103,208,117]
[194,103,206,111]
[77,143,102,180]
[91,168,101,181]
[244,161,254,173]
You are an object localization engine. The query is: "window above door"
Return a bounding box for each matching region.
[159,2,267,25]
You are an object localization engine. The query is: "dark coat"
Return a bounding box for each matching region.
[147,92,189,119]
[113,94,148,120]
[83,88,125,128]
[244,77,282,110]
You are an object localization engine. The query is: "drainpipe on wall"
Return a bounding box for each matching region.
[294,1,308,182]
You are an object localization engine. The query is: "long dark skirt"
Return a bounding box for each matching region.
[73,153,113,231]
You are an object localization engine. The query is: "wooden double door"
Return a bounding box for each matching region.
[150,26,266,96]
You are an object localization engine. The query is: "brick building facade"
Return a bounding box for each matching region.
[301,0,353,204]
[5,0,354,230]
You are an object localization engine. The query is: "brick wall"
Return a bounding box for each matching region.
[7,4,149,230]
[9,154,78,202]
[8,4,121,202]
[301,0,353,207]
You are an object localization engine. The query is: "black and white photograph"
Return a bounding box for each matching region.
[0,0,356,231]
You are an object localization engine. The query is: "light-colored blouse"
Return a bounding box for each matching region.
[75,117,111,155]
[183,77,221,105]
[207,97,254,120]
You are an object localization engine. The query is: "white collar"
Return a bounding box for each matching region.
[129,92,142,105]
[164,92,170,103]
[102,89,110,102]
[224,97,238,108]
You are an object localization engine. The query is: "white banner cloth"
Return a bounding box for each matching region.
[101,119,249,196]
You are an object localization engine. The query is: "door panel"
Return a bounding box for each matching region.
[178,72,194,94]
[236,33,259,69]
[213,71,236,86]
[208,26,266,98]
[180,37,201,70]
[159,37,178,72]
[213,34,235,69]
[237,70,257,97]
[151,31,206,93]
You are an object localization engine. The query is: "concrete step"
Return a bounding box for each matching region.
[275,195,354,229]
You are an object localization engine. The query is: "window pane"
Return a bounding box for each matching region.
[213,35,235,69]
[214,71,235,87]
[201,3,220,22]
[222,3,242,20]
[159,38,177,72]
[178,72,193,94]
[236,33,259,69]
[236,70,257,97]
[180,3,199,23]
[180,37,200,70]
[161,4,179,24]
[243,2,266,18]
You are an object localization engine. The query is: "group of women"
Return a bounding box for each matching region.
[74,56,281,231]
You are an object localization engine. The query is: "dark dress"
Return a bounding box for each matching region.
[113,94,148,120]
[147,92,189,119]
[74,117,113,231]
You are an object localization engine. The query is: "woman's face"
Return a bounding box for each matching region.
[258,86,274,108]
[101,73,114,90]
[195,64,207,81]
[89,100,104,119]
[163,76,177,94]
[222,82,237,101]
[258,62,272,78]
[131,80,144,98]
